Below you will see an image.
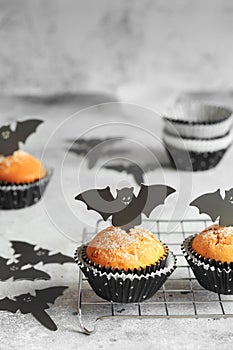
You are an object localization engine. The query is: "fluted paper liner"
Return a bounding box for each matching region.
[164,140,227,171]
[74,245,176,303]
[0,168,52,209]
[182,235,233,294]
[79,241,169,275]
[164,103,233,139]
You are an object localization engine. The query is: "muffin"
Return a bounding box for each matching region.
[182,224,233,294]
[0,150,51,209]
[75,226,176,303]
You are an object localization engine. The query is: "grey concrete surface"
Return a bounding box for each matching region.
[0,95,233,349]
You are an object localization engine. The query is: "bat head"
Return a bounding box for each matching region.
[0,126,12,141]
[17,293,34,303]
[225,189,233,204]
[9,263,20,272]
[116,187,134,206]
[35,248,48,257]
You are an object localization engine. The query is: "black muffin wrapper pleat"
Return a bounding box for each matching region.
[164,142,227,171]
[74,245,176,303]
[0,169,52,209]
[78,242,169,276]
[182,235,233,295]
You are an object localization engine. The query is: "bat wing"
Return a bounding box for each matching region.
[35,286,68,305]
[190,189,223,222]
[75,186,116,221]
[0,256,9,267]
[11,241,37,265]
[11,241,36,256]
[137,184,176,218]
[0,298,18,313]
[0,257,12,281]
[13,267,51,281]
[15,119,43,144]
[41,253,74,265]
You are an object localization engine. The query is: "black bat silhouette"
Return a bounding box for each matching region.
[104,163,145,185]
[68,137,123,155]
[0,287,68,331]
[11,241,74,266]
[68,137,126,168]
[190,188,233,226]
[0,256,50,281]
[75,184,176,231]
[0,119,43,156]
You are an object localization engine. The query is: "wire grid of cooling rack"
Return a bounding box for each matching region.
[76,219,233,334]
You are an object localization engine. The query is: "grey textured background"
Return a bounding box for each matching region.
[0,0,232,108]
[1,1,233,349]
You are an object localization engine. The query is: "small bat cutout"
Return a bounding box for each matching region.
[104,163,145,185]
[11,241,74,266]
[0,119,43,156]
[190,188,233,226]
[0,257,50,281]
[75,184,176,231]
[0,287,68,331]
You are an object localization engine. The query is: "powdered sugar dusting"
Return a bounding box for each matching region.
[0,150,28,167]
[200,224,233,245]
[88,226,158,249]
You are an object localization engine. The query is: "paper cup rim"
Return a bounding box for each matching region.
[74,244,177,280]
[163,131,233,152]
[163,103,233,125]
[0,167,53,190]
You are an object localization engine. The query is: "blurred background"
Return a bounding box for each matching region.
[1,0,233,237]
[0,0,233,109]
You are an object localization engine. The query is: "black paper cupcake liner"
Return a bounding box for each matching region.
[0,168,52,209]
[79,242,169,276]
[74,245,176,303]
[165,143,227,171]
[182,235,233,295]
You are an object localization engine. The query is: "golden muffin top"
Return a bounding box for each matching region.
[0,150,46,184]
[86,226,166,270]
[192,224,233,264]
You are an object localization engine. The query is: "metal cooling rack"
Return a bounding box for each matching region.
[76,219,233,335]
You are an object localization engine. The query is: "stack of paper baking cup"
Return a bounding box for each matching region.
[163,102,233,171]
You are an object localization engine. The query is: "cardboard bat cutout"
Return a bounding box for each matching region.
[104,163,145,185]
[0,287,68,331]
[0,119,43,156]
[190,188,233,226]
[11,241,74,266]
[0,257,50,281]
[75,184,176,231]
[68,137,126,169]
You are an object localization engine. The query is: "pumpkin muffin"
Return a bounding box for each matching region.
[182,224,233,294]
[0,150,46,184]
[75,226,176,303]
[0,152,51,210]
[192,224,233,264]
[86,226,166,270]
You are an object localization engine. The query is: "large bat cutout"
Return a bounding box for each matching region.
[190,188,233,226]
[0,119,43,156]
[0,287,68,331]
[11,241,74,266]
[75,184,176,231]
[0,257,50,281]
